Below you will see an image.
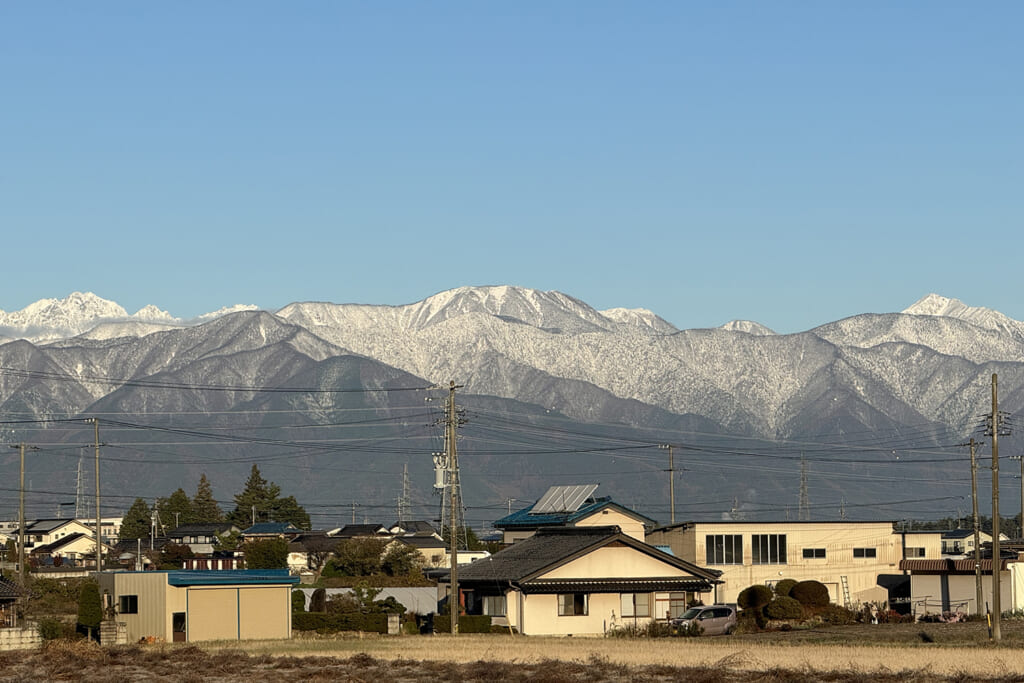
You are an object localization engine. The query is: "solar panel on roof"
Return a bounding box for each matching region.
[530,484,599,514]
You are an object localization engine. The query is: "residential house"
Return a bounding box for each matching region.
[454,526,720,636]
[395,535,488,568]
[0,576,21,627]
[286,531,339,574]
[22,519,95,551]
[30,533,114,567]
[493,485,655,544]
[334,524,390,539]
[165,524,239,555]
[647,520,910,606]
[389,521,439,536]
[941,529,993,558]
[240,522,302,542]
[97,569,299,642]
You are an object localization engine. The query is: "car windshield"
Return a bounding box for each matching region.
[679,608,703,620]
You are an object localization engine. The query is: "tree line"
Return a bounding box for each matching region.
[118,464,310,540]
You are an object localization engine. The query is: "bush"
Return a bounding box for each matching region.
[820,604,858,625]
[76,580,102,640]
[39,618,68,641]
[292,590,306,613]
[790,580,830,607]
[433,615,492,633]
[737,584,773,611]
[764,596,804,620]
[774,579,798,598]
[291,612,388,633]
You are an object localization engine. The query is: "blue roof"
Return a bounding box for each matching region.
[166,569,299,587]
[493,497,656,529]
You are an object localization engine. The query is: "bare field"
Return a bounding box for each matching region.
[5,624,1024,682]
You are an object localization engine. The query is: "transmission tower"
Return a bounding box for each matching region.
[397,463,411,525]
[75,450,89,519]
[798,454,810,521]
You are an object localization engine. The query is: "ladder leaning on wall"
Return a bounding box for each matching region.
[840,575,851,606]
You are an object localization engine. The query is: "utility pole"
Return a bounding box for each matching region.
[798,454,810,521]
[446,380,462,634]
[988,374,1003,640]
[969,439,984,616]
[659,444,676,524]
[84,419,104,573]
[1010,455,1024,539]
[11,443,37,586]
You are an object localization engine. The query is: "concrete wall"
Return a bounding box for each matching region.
[0,625,41,651]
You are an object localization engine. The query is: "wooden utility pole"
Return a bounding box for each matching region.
[970,438,984,616]
[1011,455,1024,539]
[991,374,1002,641]
[447,380,460,634]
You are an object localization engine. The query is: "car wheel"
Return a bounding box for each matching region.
[724,625,735,635]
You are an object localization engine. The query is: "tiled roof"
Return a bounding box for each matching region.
[0,576,22,600]
[456,526,719,591]
[241,522,301,535]
[493,497,656,529]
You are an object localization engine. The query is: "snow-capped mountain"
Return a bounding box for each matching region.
[0,292,258,343]
[1,286,1020,522]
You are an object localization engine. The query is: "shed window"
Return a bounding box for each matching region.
[853,547,877,558]
[802,548,826,559]
[558,593,588,616]
[119,595,139,614]
[905,547,925,558]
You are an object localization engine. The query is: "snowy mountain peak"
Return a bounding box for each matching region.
[133,304,175,321]
[903,294,1023,337]
[719,320,776,336]
[601,307,678,333]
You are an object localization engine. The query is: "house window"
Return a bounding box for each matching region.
[705,534,743,565]
[482,595,506,616]
[853,547,877,558]
[905,547,925,558]
[620,593,650,618]
[119,595,139,614]
[668,593,689,619]
[752,534,787,564]
[558,593,588,616]
[802,548,826,559]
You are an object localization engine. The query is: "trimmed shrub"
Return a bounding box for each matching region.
[764,596,804,620]
[309,587,327,613]
[291,612,388,633]
[774,579,798,598]
[77,580,102,640]
[433,615,492,633]
[820,604,858,625]
[790,580,830,608]
[737,584,773,611]
[39,618,67,641]
[292,590,306,613]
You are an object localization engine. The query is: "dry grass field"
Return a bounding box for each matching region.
[5,623,1024,681]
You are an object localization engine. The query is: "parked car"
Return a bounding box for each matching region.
[670,604,737,635]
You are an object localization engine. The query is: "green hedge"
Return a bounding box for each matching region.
[292,612,388,633]
[433,615,492,633]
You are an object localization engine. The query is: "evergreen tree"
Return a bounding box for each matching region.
[119,498,152,540]
[77,579,103,640]
[227,464,310,530]
[244,537,289,569]
[157,488,193,532]
[192,473,224,524]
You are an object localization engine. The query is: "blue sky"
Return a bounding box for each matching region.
[2,2,1020,333]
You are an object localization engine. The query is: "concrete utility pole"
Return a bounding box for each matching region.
[1011,455,1024,539]
[88,418,103,573]
[659,444,676,524]
[447,380,461,634]
[969,438,984,616]
[990,374,1002,641]
[11,443,31,586]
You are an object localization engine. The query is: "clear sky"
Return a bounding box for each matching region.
[2,3,1020,333]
